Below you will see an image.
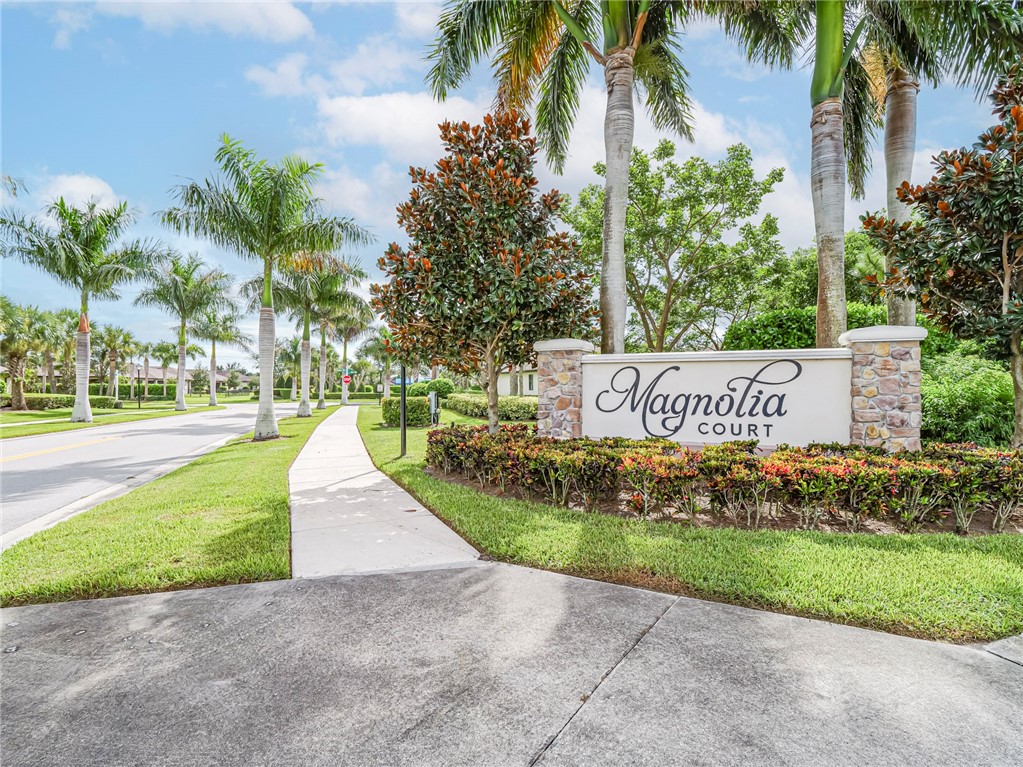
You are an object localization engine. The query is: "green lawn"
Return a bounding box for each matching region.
[359,406,1023,643]
[0,409,332,606]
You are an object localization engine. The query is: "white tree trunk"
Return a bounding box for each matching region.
[129,362,135,401]
[811,97,848,348]
[209,341,218,407]
[884,68,919,327]
[600,50,635,355]
[163,370,168,398]
[254,307,279,439]
[341,339,349,406]
[143,358,150,400]
[316,335,327,410]
[298,338,312,417]
[175,345,187,411]
[71,321,92,422]
[46,351,56,394]
[110,353,119,401]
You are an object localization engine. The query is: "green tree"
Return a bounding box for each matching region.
[1,299,44,410]
[52,308,80,395]
[93,325,137,401]
[191,367,210,395]
[161,135,371,438]
[429,1,695,354]
[134,252,232,411]
[190,305,253,407]
[332,299,374,406]
[0,198,163,422]
[564,141,784,351]
[863,66,1023,446]
[226,369,242,392]
[372,112,598,432]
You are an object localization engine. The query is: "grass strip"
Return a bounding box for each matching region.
[0,406,226,439]
[0,408,333,606]
[358,406,1023,643]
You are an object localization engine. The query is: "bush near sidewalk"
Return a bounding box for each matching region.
[445,393,537,421]
[357,406,1023,642]
[0,409,331,606]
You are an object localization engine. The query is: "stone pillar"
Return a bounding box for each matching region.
[535,339,593,439]
[839,325,927,452]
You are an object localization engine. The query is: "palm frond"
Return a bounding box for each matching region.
[427,0,515,100]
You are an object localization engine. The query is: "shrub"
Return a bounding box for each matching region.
[362,385,374,393]
[381,396,431,427]
[920,354,1014,447]
[1,394,118,410]
[426,378,456,397]
[445,393,538,421]
[424,426,1023,535]
[722,302,959,358]
[408,382,430,397]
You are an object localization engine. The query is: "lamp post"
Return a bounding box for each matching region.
[399,363,407,458]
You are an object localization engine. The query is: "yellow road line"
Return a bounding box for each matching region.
[0,436,121,464]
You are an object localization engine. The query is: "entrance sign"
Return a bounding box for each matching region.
[581,350,852,446]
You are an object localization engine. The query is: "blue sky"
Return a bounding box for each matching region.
[1,1,996,367]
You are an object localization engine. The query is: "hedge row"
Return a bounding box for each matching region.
[382,396,431,426]
[444,393,538,421]
[722,302,960,358]
[88,383,176,396]
[426,426,1023,534]
[1,394,119,410]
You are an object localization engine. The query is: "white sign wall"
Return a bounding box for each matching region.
[581,350,853,446]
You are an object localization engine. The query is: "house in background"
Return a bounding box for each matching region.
[497,366,538,397]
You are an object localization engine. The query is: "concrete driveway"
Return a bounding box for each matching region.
[2,564,1020,767]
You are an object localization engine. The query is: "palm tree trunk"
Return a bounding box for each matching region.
[71,305,92,422]
[45,350,56,394]
[341,338,349,406]
[298,316,312,417]
[254,258,279,439]
[209,340,218,407]
[884,67,919,327]
[317,326,327,410]
[62,345,74,394]
[163,369,168,398]
[110,351,120,401]
[129,362,135,401]
[600,51,635,355]
[8,355,27,410]
[144,356,150,401]
[175,322,187,411]
[811,97,848,347]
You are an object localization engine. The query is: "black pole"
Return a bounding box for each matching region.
[399,363,407,458]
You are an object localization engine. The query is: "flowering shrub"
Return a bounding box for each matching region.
[425,426,1023,534]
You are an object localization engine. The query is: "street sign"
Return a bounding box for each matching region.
[342,374,352,384]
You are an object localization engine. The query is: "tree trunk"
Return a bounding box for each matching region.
[143,357,150,401]
[175,343,187,411]
[341,338,349,406]
[209,340,218,407]
[290,374,297,401]
[317,330,327,410]
[71,309,92,422]
[45,350,56,394]
[884,68,919,327]
[600,50,635,355]
[129,361,135,401]
[811,97,848,347]
[163,370,168,398]
[62,346,74,394]
[7,355,27,410]
[1012,331,1023,449]
[298,332,312,418]
[509,364,519,396]
[254,305,279,440]
[110,351,119,401]
[483,347,500,435]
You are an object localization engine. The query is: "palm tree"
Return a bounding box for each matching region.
[276,337,302,402]
[359,326,394,391]
[136,341,155,400]
[429,0,694,354]
[1,299,44,410]
[190,304,253,406]
[94,325,137,400]
[35,310,66,394]
[134,252,231,411]
[153,341,177,399]
[332,300,374,406]
[161,135,371,439]
[0,199,163,421]
[52,308,79,394]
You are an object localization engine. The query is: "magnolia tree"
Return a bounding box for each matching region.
[864,65,1023,447]
[372,112,598,433]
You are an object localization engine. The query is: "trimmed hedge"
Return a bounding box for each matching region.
[444,393,538,421]
[722,303,960,358]
[408,382,430,397]
[427,378,456,397]
[381,396,431,427]
[89,383,176,397]
[426,426,1023,534]
[1,394,118,410]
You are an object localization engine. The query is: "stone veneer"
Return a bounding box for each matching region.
[534,338,593,439]
[839,325,928,452]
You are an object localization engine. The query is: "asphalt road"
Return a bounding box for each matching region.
[0,403,302,541]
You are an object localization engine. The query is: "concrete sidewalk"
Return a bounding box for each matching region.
[2,566,1020,767]
[288,406,479,577]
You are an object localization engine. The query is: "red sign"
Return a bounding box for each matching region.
[342,375,352,384]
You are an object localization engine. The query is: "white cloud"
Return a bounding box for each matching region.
[394,2,441,38]
[246,53,321,98]
[328,37,424,95]
[54,1,314,47]
[36,173,121,209]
